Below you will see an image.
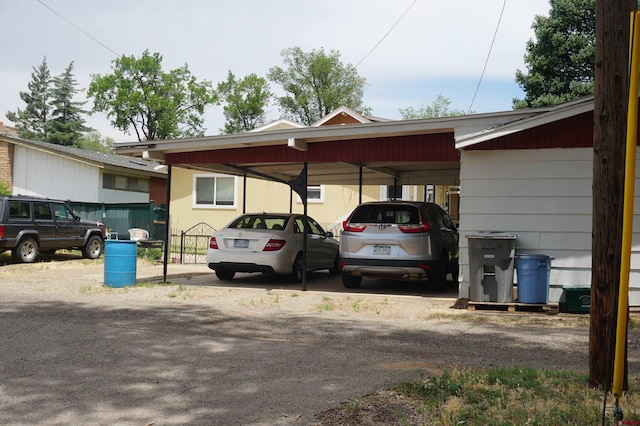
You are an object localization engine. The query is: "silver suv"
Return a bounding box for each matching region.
[339,201,459,289]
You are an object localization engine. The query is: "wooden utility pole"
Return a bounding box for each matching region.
[591,0,635,389]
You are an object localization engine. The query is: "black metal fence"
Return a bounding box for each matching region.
[170,222,215,264]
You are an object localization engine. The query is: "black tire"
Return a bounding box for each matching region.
[431,255,449,292]
[328,254,340,275]
[341,272,362,289]
[82,235,104,259]
[290,254,304,283]
[450,259,459,283]
[13,238,39,263]
[215,270,236,281]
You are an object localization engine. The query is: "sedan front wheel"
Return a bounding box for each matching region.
[290,254,304,283]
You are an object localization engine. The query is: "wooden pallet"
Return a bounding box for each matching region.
[468,301,558,313]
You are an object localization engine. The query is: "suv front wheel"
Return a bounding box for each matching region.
[13,237,39,263]
[82,235,104,260]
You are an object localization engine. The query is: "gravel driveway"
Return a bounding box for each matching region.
[0,256,635,425]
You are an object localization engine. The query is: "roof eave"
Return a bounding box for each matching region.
[114,109,540,158]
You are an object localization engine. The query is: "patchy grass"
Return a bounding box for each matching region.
[167,284,196,299]
[240,290,281,308]
[313,296,390,314]
[315,296,335,312]
[315,368,640,425]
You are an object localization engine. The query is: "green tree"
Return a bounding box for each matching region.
[48,62,93,146]
[513,0,595,109]
[399,94,470,119]
[6,57,52,140]
[0,179,11,195]
[217,71,272,134]
[75,131,114,154]
[267,47,369,125]
[88,50,217,141]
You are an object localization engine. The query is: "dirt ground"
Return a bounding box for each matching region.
[0,254,635,425]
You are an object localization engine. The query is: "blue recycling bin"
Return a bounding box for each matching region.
[104,240,137,287]
[515,254,551,304]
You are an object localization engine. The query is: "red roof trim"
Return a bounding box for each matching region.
[167,133,458,165]
[466,111,594,150]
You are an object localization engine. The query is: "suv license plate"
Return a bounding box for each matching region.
[234,239,249,248]
[373,245,391,255]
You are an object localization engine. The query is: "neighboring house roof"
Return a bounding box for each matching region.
[311,105,392,127]
[0,134,167,177]
[252,106,392,132]
[250,119,305,132]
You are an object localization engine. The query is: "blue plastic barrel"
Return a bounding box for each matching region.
[515,254,551,304]
[104,240,137,287]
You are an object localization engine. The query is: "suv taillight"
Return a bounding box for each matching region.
[0,225,4,238]
[209,237,219,249]
[342,220,366,232]
[398,221,431,233]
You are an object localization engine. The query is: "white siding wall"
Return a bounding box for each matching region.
[100,187,150,203]
[460,148,609,304]
[459,147,640,305]
[13,146,100,201]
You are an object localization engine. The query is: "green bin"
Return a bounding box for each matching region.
[561,287,590,314]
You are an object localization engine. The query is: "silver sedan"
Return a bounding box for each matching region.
[207,213,340,282]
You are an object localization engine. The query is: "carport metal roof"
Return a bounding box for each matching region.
[114,108,543,187]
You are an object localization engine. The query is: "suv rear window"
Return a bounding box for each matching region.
[349,204,420,224]
[9,201,31,220]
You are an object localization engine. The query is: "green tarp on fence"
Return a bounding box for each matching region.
[68,201,166,240]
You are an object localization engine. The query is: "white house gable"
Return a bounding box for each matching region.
[13,145,100,201]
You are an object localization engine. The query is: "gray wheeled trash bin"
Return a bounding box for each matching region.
[467,233,517,303]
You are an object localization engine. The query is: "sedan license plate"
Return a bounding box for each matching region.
[234,239,249,248]
[373,245,391,255]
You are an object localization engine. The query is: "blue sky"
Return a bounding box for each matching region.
[0,0,551,142]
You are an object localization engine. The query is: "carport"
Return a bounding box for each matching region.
[114,108,539,289]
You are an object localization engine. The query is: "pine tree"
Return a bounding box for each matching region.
[6,57,52,140]
[48,62,93,146]
[513,0,595,109]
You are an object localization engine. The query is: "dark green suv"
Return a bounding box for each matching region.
[0,195,107,263]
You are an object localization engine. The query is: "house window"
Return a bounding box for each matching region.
[194,174,237,208]
[103,174,149,193]
[380,185,409,200]
[296,185,324,203]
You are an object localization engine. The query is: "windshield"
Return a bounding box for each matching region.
[350,205,420,225]
[228,215,289,230]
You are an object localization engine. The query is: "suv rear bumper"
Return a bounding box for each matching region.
[339,258,437,279]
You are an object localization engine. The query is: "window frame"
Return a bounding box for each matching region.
[192,174,238,209]
[296,185,324,204]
